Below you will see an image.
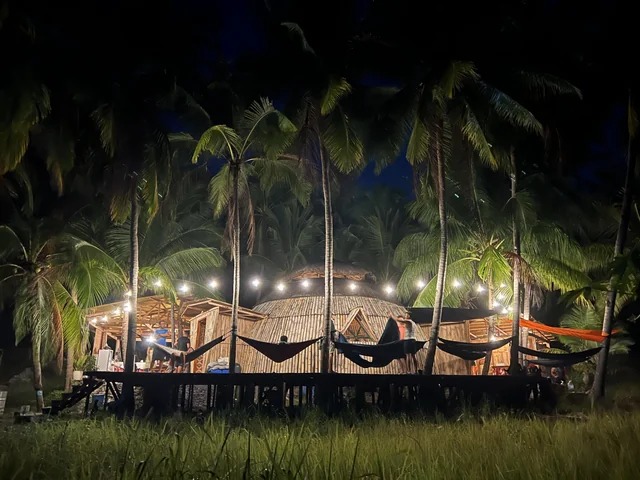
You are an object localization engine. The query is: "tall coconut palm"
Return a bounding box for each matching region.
[592,91,638,401]
[191,98,301,371]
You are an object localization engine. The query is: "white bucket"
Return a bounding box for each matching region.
[72,370,84,381]
[0,390,7,415]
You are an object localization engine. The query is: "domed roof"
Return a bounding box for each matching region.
[259,264,389,303]
[285,263,377,282]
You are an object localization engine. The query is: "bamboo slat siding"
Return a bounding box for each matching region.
[237,295,433,374]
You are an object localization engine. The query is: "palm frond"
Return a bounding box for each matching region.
[321,78,352,116]
[479,83,543,135]
[323,108,364,174]
[191,125,241,164]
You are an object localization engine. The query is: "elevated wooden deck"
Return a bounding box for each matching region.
[79,371,556,417]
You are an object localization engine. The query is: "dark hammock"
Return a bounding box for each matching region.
[335,334,426,368]
[238,335,321,363]
[436,342,487,361]
[519,345,602,367]
[438,336,513,351]
[153,335,225,364]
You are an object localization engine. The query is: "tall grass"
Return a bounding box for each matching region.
[1,412,640,479]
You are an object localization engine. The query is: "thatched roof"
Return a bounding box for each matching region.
[286,263,376,282]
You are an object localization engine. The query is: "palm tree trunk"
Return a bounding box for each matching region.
[424,130,447,375]
[509,148,522,374]
[320,140,334,374]
[481,285,494,375]
[228,162,241,373]
[522,282,532,363]
[32,336,44,412]
[122,177,139,414]
[593,92,637,402]
[64,343,74,392]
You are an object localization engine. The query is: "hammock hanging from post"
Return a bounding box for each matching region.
[238,335,322,363]
[518,345,602,367]
[153,335,225,364]
[436,336,513,361]
[334,334,426,368]
[518,319,616,342]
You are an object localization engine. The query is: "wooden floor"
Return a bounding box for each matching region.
[83,371,557,416]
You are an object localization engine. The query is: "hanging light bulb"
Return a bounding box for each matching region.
[208,279,219,289]
[124,290,132,297]
[416,279,426,289]
[301,279,310,289]
[179,284,190,294]
[251,277,261,288]
[452,279,461,288]
[384,284,394,295]
[146,335,156,344]
[348,282,358,291]
[276,282,286,292]
[90,318,97,325]
[476,284,486,293]
[153,279,162,288]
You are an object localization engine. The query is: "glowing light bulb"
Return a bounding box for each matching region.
[384,284,394,295]
[146,335,156,344]
[416,279,426,289]
[179,284,190,294]
[251,277,261,288]
[124,290,132,297]
[348,282,357,291]
[153,279,162,288]
[276,282,286,292]
[500,283,506,288]
[301,279,310,289]
[90,318,97,325]
[208,279,218,289]
[501,308,509,314]
[476,284,486,293]
[452,279,461,288]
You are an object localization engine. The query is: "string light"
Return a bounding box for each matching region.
[348,282,358,291]
[146,335,156,344]
[416,279,426,289]
[251,277,262,288]
[301,279,310,289]
[153,279,162,288]
[276,282,286,292]
[179,284,190,294]
[124,290,132,297]
[208,279,219,289]
[476,284,486,293]
[90,318,97,325]
[452,279,461,288]
[384,284,394,295]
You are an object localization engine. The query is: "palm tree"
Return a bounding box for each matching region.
[191,98,300,371]
[592,91,638,401]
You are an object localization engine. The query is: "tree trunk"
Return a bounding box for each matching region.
[320,140,334,374]
[170,303,176,346]
[482,285,495,375]
[424,130,447,375]
[64,343,74,392]
[32,336,44,412]
[522,282,532,363]
[509,148,522,374]
[228,162,241,373]
[592,91,637,402]
[122,177,139,414]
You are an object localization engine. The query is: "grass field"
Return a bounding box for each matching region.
[1,411,640,479]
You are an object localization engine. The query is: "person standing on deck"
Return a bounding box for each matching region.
[151,321,170,371]
[174,331,192,373]
[395,315,419,374]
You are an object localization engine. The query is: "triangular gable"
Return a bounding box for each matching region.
[341,308,376,342]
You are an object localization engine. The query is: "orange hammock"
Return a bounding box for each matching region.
[519,318,615,343]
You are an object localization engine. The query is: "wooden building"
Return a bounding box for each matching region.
[85,266,548,375]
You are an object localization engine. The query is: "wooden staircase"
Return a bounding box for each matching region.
[50,377,104,415]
